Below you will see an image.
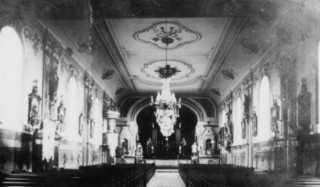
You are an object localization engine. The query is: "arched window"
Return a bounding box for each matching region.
[318,41,320,133]
[234,97,242,144]
[93,98,102,144]
[66,77,79,140]
[258,76,271,141]
[0,26,24,131]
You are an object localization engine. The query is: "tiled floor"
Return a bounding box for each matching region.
[147,170,185,187]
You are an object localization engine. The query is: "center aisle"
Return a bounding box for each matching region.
[147,170,186,187]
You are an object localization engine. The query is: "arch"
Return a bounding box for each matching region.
[0,26,24,131]
[127,97,207,123]
[234,97,242,144]
[66,77,79,140]
[257,76,271,142]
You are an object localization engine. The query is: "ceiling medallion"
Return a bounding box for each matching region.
[221,68,235,80]
[134,21,201,50]
[155,64,181,79]
[101,68,115,80]
[141,60,195,81]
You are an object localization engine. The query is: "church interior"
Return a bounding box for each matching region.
[0,0,320,186]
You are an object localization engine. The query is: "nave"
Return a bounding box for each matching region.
[147,170,185,187]
[1,0,320,186]
[2,162,320,187]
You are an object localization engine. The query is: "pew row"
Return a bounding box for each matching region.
[41,164,155,187]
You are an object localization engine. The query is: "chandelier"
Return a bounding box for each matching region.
[150,17,181,139]
[151,78,181,139]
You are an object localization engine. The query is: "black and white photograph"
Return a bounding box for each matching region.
[0,0,320,186]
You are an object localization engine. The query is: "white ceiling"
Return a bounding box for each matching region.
[105,18,232,92]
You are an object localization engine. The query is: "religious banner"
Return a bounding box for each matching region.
[42,119,56,161]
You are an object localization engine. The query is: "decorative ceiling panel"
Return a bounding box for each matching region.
[105,17,231,92]
[134,21,201,50]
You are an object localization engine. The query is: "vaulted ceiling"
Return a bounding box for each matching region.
[102,17,235,92]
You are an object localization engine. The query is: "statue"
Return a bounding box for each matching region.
[87,95,94,122]
[241,116,247,139]
[206,139,213,156]
[57,100,66,124]
[28,80,41,126]
[271,99,280,134]
[137,143,143,155]
[251,112,258,137]
[146,138,152,156]
[225,121,233,142]
[122,139,128,154]
[192,143,198,156]
[115,146,123,158]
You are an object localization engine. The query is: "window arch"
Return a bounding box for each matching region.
[234,97,242,144]
[258,76,271,141]
[0,26,24,131]
[66,77,79,140]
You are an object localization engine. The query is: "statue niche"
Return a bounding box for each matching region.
[28,80,41,127]
[297,78,311,133]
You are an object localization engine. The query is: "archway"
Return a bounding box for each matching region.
[136,105,197,159]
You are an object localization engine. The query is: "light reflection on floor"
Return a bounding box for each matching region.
[147,170,185,187]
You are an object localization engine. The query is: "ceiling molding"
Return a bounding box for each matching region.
[94,20,136,91]
[200,17,247,91]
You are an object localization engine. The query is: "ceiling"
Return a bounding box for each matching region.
[4,0,317,103]
[105,18,232,92]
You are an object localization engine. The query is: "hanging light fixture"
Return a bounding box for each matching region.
[150,16,181,140]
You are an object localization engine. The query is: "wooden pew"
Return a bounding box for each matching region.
[179,164,253,187]
[40,163,155,187]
